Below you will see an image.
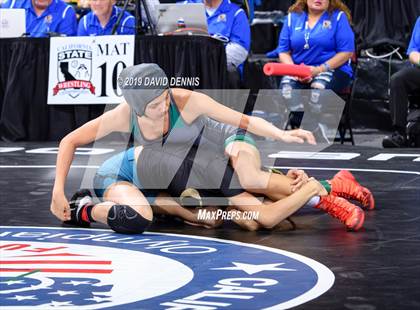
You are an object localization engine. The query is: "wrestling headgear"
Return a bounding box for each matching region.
[119,63,169,116]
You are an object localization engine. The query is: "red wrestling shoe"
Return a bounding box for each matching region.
[330,170,375,210]
[315,195,365,231]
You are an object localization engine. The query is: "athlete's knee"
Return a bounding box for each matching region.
[107,204,152,234]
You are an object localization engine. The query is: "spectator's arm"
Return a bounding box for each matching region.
[322,51,353,70]
[58,5,77,36]
[226,42,248,68]
[409,51,420,66]
[319,11,354,70]
[77,15,88,36]
[335,12,355,53]
[120,15,135,34]
[279,52,294,64]
[267,13,292,59]
[407,18,420,63]
[224,8,250,68]
[229,8,251,51]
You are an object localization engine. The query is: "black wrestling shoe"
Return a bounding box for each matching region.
[64,189,94,227]
[382,131,407,148]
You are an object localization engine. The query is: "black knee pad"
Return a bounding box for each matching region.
[107,205,151,234]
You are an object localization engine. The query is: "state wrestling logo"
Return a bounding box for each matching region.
[52,46,95,98]
[0,227,334,309]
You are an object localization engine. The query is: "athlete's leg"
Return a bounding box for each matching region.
[68,181,153,234]
[99,181,153,221]
[67,148,153,234]
[225,139,373,211]
[228,177,365,231]
[224,198,275,231]
[153,193,223,229]
[226,141,296,200]
[226,179,326,229]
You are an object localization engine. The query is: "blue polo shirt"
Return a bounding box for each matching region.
[77,6,135,36]
[407,17,420,55]
[267,10,355,77]
[178,0,250,51]
[4,0,77,37]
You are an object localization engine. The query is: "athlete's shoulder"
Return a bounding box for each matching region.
[172,88,193,98]
[116,101,131,115]
[171,88,194,108]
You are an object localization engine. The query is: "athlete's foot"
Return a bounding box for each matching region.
[330,170,375,210]
[315,195,365,231]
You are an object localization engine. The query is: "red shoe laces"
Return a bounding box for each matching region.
[323,200,350,223]
[335,180,369,206]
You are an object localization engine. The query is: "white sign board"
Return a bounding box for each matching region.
[47,35,135,104]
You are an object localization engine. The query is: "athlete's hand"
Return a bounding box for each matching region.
[280,129,316,145]
[50,192,71,221]
[287,169,310,192]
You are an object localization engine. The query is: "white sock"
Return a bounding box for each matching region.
[304,196,321,208]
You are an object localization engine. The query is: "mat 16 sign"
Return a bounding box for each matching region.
[47,35,134,105]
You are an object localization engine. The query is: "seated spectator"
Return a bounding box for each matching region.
[178,0,251,72]
[382,16,420,148]
[78,0,135,36]
[267,0,354,93]
[3,0,77,37]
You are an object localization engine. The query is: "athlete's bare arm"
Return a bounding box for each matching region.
[171,88,315,145]
[51,102,131,221]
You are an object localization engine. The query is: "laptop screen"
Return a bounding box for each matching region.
[0,9,26,38]
[155,3,208,35]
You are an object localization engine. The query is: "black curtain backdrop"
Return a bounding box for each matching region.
[134,36,227,89]
[345,0,420,50]
[0,36,228,141]
[256,0,294,12]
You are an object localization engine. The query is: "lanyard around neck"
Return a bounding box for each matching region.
[304,21,310,50]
